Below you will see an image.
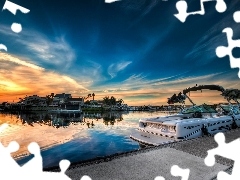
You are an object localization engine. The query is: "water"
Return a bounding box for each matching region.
[0,111,168,168]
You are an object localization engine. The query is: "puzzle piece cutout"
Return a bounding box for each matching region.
[0,134,92,180]
[0,0,30,52]
[0,123,8,132]
[216,10,240,78]
[0,44,7,51]
[171,165,190,180]
[205,132,240,180]
[174,0,227,22]
[105,0,121,3]
[2,0,30,33]
[154,165,190,180]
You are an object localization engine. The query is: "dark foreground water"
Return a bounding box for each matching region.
[0,111,168,168]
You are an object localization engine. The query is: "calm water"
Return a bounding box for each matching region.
[0,111,168,168]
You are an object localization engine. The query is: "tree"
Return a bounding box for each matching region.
[118,99,124,105]
[103,96,110,105]
[84,100,91,105]
[110,96,116,105]
[46,94,54,106]
[84,93,92,100]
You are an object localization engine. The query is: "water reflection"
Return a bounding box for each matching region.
[1,111,128,129]
[0,111,167,168]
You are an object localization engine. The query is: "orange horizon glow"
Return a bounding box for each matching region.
[0,52,239,106]
[0,89,230,106]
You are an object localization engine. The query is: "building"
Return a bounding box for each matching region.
[53,93,72,104]
[19,95,47,106]
[66,97,84,106]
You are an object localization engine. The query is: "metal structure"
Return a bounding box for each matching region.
[167,84,240,106]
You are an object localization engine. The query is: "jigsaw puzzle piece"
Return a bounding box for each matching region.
[216,45,229,58]
[174,0,227,22]
[174,1,188,22]
[2,0,30,33]
[215,0,227,13]
[171,165,190,180]
[216,27,240,78]
[154,176,165,180]
[205,133,240,165]
[105,0,121,3]
[0,141,22,177]
[0,123,8,132]
[233,11,240,23]
[217,171,233,180]
[81,175,92,180]
[2,0,30,15]
[21,142,43,173]
[205,133,240,179]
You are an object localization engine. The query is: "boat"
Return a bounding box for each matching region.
[49,109,82,113]
[130,85,240,146]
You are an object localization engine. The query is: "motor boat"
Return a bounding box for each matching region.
[130,85,240,145]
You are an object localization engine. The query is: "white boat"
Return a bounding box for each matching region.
[130,85,240,145]
[49,109,82,113]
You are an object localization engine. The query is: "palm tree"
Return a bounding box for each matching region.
[118,99,124,105]
[110,96,116,105]
[103,96,110,105]
[46,94,54,106]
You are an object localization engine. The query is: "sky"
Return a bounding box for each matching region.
[0,0,240,105]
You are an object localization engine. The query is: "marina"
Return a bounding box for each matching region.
[130,85,240,145]
[0,85,239,170]
[0,0,240,179]
[0,111,166,168]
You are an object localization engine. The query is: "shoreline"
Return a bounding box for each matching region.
[62,129,238,180]
[45,128,239,173]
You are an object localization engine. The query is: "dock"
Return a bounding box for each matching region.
[45,129,240,179]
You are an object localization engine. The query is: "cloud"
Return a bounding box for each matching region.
[108,61,132,78]
[0,53,88,102]
[120,0,159,17]
[0,25,76,70]
[0,53,44,70]
[90,71,240,106]
[17,34,75,69]
[185,4,240,66]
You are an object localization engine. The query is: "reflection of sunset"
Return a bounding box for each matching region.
[0,114,91,158]
[0,112,146,159]
[0,123,8,133]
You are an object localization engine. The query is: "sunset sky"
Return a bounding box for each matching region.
[0,0,240,105]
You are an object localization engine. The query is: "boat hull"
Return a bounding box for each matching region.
[131,114,239,145]
[130,130,176,146]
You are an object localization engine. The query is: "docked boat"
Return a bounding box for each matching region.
[49,109,82,113]
[130,85,240,145]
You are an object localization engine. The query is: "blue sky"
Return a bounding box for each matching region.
[0,0,239,105]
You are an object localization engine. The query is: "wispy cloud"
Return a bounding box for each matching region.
[17,34,75,69]
[0,53,88,102]
[90,71,240,105]
[108,61,132,78]
[0,53,44,70]
[185,3,240,66]
[0,25,76,70]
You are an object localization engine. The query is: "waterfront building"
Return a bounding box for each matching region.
[19,95,47,106]
[53,93,72,104]
[66,98,84,106]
